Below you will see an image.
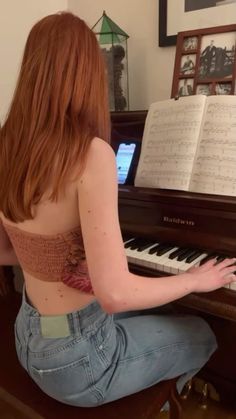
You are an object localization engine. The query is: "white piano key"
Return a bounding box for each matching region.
[229,281,236,291]
[159,254,185,274]
[140,248,170,271]
[127,248,144,265]
[138,246,162,268]
[157,248,179,273]
[144,252,161,269]
[165,252,204,275]
[168,259,183,275]
[138,246,177,271]
[125,247,136,264]
[134,246,159,267]
[126,243,159,267]
[178,253,208,274]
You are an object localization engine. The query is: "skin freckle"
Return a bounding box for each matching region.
[60,294,63,298]
[88,210,91,213]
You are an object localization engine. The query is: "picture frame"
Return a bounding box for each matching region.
[159,0,236,47]
[159,0,177,47]
[171,24,236,98]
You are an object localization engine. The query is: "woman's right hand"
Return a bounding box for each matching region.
[187,258,236,293]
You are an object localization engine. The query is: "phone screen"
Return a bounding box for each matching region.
[116,142,136,184]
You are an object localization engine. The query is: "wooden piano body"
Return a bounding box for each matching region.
[112,111,236,404]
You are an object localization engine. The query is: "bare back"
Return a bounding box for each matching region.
[1,178,95,315]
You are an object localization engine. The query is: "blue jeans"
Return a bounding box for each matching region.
[14,290,217,407]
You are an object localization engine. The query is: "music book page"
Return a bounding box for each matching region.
[135,95,236,197]
[189,95,236,196]
[135,95,206,190]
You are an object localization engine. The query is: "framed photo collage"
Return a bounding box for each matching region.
[171,24,236,98]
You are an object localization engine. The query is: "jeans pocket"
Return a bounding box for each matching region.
[30,355,103,407]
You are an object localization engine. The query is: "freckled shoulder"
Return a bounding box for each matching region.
[83,138,115,172]
[77,137,117,188]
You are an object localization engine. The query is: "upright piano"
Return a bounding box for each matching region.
[112,111,236,404]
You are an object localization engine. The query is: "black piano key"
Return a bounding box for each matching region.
[129,238,144,250]
[216,255,226,264]
[130,238,155,250]
[156,245,175,256]
[176,249,195,262]
[123,234,133,242]
[124,238,135,248]
[186,250,203,263]
[152,243,169,255]
[148,243,163,255]
[200,254,217,265]
[137,241,157,252]
[168,247,187,260]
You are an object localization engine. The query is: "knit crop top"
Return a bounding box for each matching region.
[3,223,93,294]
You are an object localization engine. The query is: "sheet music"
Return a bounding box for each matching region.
[190,95,236,196]
[135,96,206,190]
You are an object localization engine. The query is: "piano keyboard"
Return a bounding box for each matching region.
[124,237,236,291]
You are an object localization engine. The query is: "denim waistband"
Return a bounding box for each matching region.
[21,288,108,338]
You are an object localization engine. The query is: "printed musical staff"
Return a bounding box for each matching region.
[135,95,206,190]
[135,94,236,197]
[190,95,236,196]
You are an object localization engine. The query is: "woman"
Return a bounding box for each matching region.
[0,12,235,408]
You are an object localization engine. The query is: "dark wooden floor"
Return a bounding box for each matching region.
[1,391,236,419]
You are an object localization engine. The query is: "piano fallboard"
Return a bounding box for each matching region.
[119,185,236,253]
[118,185,236,322]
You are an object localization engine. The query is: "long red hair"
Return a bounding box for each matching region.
[0,12,110,222]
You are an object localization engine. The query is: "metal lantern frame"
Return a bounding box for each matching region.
[92,11,130,111]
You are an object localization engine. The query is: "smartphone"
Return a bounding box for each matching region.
[116,142,136,185]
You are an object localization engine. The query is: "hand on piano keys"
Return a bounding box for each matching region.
[185,257,236,293]
[124,237,236,291]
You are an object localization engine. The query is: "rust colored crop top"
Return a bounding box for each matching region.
[3,223,93,294]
